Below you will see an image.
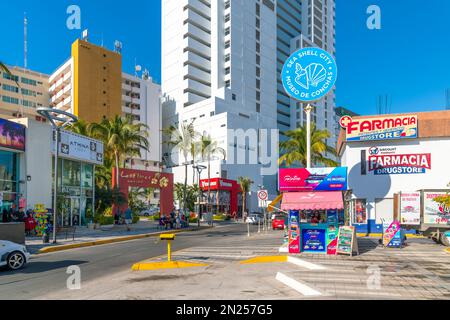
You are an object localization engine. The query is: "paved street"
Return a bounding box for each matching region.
[1,223,449,300]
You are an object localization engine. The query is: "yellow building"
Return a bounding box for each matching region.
[50,39,122,123]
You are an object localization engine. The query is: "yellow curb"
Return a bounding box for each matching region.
[445,248,450,254]
[240,256,288,265]
[38,228,208,254]
[131,261,208,271]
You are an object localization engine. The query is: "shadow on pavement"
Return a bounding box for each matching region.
[0,260,88,276]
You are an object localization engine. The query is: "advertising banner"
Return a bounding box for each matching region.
[53,129,104,165]
[327,224,339,255]
[340,114,418,142]
[288,211,300,254]
[367,146,431,175]
[0,118,26,151]
[400,192,421,225]
[383,221,403,248]
[279,167,348,192]
[302,228,327,253]
[424,192,450,225]
[336,226,357,256]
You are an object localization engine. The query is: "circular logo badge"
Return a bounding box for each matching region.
[281,47,337,102]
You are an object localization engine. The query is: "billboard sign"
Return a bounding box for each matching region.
[340,115,418,142]
[424,192,450,225]
[279,167,348,192]
[400,192,421,225]
[281,47,337,102]
[368,146,431,175]
[53,129,104,165]
[0,118,26,152]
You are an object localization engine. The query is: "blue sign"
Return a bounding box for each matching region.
[281,47,337,102]
[302,228,327,253]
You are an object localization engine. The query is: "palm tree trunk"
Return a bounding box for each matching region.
[183,161,188,214]
[207,157,211,214]
[242,192,246,220]
[115,151,120,188]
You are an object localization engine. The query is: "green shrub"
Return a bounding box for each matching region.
[132,213,140,224]
[98,215,114,226]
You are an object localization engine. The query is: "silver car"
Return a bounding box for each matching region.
[0,241,31,270]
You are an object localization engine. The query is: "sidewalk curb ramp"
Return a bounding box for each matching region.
[37,227,210,254]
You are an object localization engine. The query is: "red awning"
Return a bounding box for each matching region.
[281,192,344,211]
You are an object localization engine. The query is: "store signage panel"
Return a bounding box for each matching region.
[302,228,327,253]
[340,115,418,142]
[0,118,26,151]
[53,129,104,165]
[367,146,431,175]
[279,167,348,192]
[288,211,300,254]
[400,192,421,225]
[424,192,450,225]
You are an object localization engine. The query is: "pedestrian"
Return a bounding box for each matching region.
[2,209,8,223]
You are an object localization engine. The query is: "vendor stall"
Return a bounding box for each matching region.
[279,168,348,255]
[283,192,344,254]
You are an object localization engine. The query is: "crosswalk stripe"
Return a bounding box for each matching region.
[276,272,322,297]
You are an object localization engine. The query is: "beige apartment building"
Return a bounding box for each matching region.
[0,66,50,120]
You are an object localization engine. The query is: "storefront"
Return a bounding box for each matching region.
[0,118,25,212]
[279,168,348,255]
[200,178,242,216]
[338,111,450,234]
[52,129,103,227]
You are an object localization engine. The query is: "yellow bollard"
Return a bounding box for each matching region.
[167,240,171,262]
[160,234,176,262]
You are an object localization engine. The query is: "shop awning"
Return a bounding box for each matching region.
[281,192,344,211]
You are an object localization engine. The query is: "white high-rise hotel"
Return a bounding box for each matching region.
[162,0,336,207]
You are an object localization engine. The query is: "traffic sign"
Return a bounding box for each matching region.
[258,190,268,201]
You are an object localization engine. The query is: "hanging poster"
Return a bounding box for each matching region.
[400,192,421,225]
[289,211,300,254]
[424,192,450,225]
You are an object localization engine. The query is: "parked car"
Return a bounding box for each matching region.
[246,213,263,225]
[272,215,286,230]
[0,241,31,271]
[139,207,160,217]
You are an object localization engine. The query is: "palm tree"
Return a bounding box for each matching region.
[199,134,226,213]
[0,62,19,86]
[237,177,254,220]
[90,115,149,187]
[66,119,93,137]
[278,123,338,168]
[163,122,198,214]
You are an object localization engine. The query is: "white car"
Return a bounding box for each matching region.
[246,214,263,225]
[0,241,31,270]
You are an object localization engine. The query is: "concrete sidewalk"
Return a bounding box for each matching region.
[26,220,210,254]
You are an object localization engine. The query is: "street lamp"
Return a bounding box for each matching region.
[193,165,206,228]
[37,108,78,244]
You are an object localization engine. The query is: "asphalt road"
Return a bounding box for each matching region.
[0,223,259,300]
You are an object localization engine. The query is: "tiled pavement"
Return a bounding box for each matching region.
[37,231,450,300]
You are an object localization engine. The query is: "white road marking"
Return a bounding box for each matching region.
[276,272,322,297]
[279,246,289,253]
[287,256,326,270]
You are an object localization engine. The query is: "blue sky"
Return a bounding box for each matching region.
[1,0,449,116]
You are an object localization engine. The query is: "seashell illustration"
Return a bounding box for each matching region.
[295,63,327,90]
